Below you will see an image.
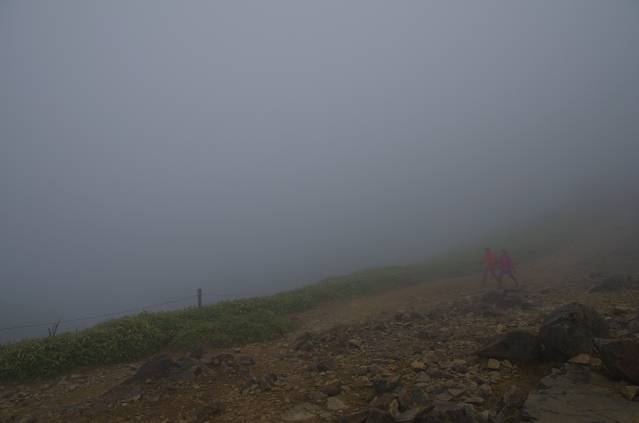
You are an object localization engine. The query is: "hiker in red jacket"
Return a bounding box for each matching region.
[480,247,498,286]
[497,249,519,288]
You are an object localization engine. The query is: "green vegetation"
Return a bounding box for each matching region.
[0,198,611,379]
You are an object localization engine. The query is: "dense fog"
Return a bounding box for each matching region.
[1,2,638,342]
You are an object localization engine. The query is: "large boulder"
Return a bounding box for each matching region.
[413,400,475,423]
[475,329,541,360]
[589,275,633,293]
[539,302,609,360]
[488,385,526,422]
[126,354,173,384]
[519,363,639,422]
[592,338,639,385]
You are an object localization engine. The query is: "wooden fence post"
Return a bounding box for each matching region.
[198,288,202,308]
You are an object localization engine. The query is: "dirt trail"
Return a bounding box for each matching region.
[294,211,639,333]
[1,212,638,423]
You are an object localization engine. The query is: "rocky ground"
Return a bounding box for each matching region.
[1,215,639,423]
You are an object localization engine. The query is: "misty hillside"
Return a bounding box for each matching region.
[0,194,625,380]
[0,195,637,423]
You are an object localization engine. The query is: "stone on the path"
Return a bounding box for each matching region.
[323,379,342,396]
[436,392,453,401]
[349,339,362,349]
[427,309,445,320]
[281,403,321,421]
[370,393,392,408]
[369,364,388,376]
[327,397,347,410]
[373,375,402,394]
[119,388,142,403]
[170,368,197,382]
[354,366,369,376]
[412,400,475,423]
[259,376,272,391]
[476,329,541,360]
[189,346,205,360]
[124,354,173,385]
[338,407,395,423]
[394,409,418,422]
[520,363,639,422]
[240,377,256,392]
[539,302,610,360]
[477,384,492,401]
[448,388,466,398]
[239,356,255,366]
[567,353,590,365]
[409,387,431,409]
[415,372,431,383]
[465,397,484,405]
[185,401,226,419]
[624,386,639,401]
[488,385,526,422]
[393,386,411,410]
[142,390,160,402]
[487,359,500,370]
[593,338,639,384]
[411,361,426,371]
[199,353,214,365]
[423,353,438,364]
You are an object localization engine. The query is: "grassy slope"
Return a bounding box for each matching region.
[0,198,610,379]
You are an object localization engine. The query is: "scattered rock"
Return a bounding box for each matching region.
[413,400,475,422]
[142,390,160,402]
[338,407,395,423]
[487,359,500,370]
[370,393,392,408]
[539,302,610,360]
[589,275,632,293]
[189,346,205,360]
[323,379,342,396]
[488,385,526,422]
[327,397,347,410]
[624,386,639,401]
[122,354,173,385]
[593,338,639,384]
[281,402,321,421]
[411,361,426,371]
[520,363,639,422]
[119,388,141,402]
[464,397,484,405]
[373,375,402,394]
[185,401,226,420]
[567,353,590,365]
[409,387,431,409]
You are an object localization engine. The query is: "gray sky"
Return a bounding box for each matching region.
[1,2,638,341]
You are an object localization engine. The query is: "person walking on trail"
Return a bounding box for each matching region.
[480,247,498,286]
[497,249,519,288]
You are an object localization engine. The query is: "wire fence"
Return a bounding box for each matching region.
[0,260,480,333]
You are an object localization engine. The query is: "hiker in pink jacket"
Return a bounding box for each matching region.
[497,249,519,288]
